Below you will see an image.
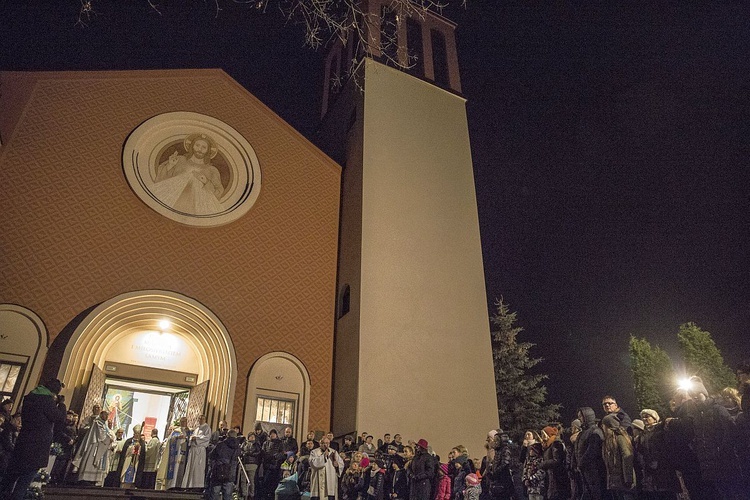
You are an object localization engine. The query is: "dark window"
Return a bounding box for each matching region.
[338,284,351,319]
[347,108,357,133]
[406,18,424,77]
[380,6,398,65]
[431,29,449,87]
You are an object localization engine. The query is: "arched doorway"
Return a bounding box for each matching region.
[243,352,310,441]
[0,304,48,411]
[57,290,236,433]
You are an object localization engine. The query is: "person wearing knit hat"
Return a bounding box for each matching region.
[639,409,660,429]
[253,421,268,448]
[637,413,681,497]
[540,425,571,498]
[486,429,498,441]
[464,473,481,500]
[435,463,451,500]
[631,419,645,436]
[541,426,558,444]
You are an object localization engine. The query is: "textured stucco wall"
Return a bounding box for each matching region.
[0,70,340,431]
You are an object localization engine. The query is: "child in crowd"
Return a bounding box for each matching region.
[281,451,296,478]
[463,473,481,500]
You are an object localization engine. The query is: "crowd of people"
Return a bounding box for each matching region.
[0,361,749,500]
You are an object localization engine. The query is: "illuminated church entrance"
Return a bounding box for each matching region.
[100,378,189,438]
[55,290,237,428]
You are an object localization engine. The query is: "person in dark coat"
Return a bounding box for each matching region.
[665,377,741,499]
[387,453,408,500]
[575,407,606,500]
[485,431,515,500]
[0,378,67,500]
[210,429,240,500]
[601,415,636,499]
[637,409,680,500]
[0,412,21,479]
[341,435,357,455]
[539,426,570,500]
[281,427,299,455]
[407,439,434,500]
[365,460,387,500]
[259,428,285,500]
[240,431,263,500]
[49,411,78,485]
[0,399,13,423]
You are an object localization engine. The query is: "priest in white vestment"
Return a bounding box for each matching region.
[310,437,345,500]
[157,417,190,489]
[181,415,212,489]
[74,410,115,485]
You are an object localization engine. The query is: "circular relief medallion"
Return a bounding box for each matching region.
[123,112,261,227]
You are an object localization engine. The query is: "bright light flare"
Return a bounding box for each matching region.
[158,319,171,331]
[677,378,694,391]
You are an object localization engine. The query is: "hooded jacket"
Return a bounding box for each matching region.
[575,407,604,473]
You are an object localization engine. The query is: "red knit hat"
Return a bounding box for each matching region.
[542,426,558,437]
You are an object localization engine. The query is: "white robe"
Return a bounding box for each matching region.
[181,423,212,488]
[159,427,188,490]
[309,447,344,500]
[151,157,224,215]
[74,418,115,485]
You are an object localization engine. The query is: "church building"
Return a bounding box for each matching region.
[0,0,498,457]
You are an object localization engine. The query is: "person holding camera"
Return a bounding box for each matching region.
[0,378,67,500]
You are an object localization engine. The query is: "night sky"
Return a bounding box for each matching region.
[3,1,749,422]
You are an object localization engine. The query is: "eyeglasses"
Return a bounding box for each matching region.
[602,401,616,407]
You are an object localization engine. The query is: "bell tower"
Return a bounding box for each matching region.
[317,0,499,456]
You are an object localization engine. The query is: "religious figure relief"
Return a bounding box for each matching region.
[123,111,262,227]
[151,133,225,215]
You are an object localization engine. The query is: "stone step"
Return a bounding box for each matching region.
[43,486,205,500]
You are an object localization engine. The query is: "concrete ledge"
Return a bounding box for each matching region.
[44,486,204,500]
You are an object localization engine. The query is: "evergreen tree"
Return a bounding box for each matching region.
[677,322,735,393]
[628,336,673,416]
[490,298,560,441]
